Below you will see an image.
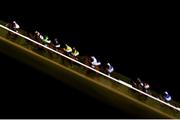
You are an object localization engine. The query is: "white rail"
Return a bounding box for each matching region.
[0,24,180,112]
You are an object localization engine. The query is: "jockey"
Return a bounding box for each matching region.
[63,44,72,56]
[6,21,20,38]
[106,63,114,76]
[52,38,60,49]
[137,77,144,87]
[91,56,101,68]
[134,77,144,90]
[12,21,20,32]
[71,47,79,57]
[143,82,150,93]
[163,91,172,102]
[43,36,51,44]
[40,35,51,46]
[35,31,40,36]
[144,83,150,89]
[35,31,44,42]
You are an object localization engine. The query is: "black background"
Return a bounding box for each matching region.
[0,1,179,118]
[0,53,131,118]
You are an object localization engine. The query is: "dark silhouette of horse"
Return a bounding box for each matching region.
[28,31,55,52]
[6,22,18,39]
[28,31,41,43]
[80,56,105,78]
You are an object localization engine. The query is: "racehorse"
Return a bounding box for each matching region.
[28,31,41,43]
[81,56,101,75]
[6,23,18,39]
[28,31,45,51]
[28,32,55,51]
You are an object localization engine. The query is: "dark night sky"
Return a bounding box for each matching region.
[0,2,179,118]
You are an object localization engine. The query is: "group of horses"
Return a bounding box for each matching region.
[131,78,151,94]
[5,22,111,76]
[6,22,173,104]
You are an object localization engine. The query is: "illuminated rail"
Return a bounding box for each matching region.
[0,24,179,112]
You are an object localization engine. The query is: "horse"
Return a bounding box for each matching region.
[6,23,18,39]
[28,31,41,43]
[28,32,54,52]
[27,31,45,51]
[80,56,102,77]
